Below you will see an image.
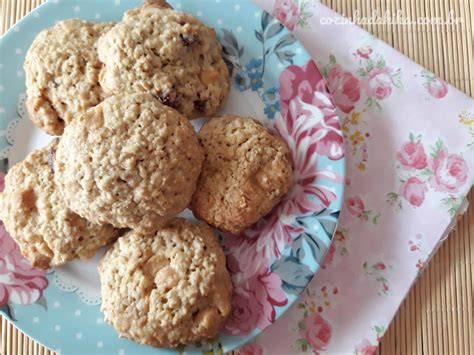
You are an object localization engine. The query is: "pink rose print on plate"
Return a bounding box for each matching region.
[278,59,344,160]
[299,313,333,353]
[0,222,48,307]
[429,149,468,193]
[327,64,361,113]
[272,0,299,31]
[362,67,393,100]
[346,196,365,217]
[223,60,344,336]
[235,343,264,355]
[224,266,287,336]
[400,176,428,207]
[225,212,303,281]
[396,140,428,170]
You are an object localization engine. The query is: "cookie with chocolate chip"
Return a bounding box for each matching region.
[98,218,232,348]
[97,1,230,118]
[0,140,118,268]
[24,19,114,135]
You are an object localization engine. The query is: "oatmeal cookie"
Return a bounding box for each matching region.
[97,1,229,118]
[191,115,294,234]
[24,19,114,135]
[54,93,203,233]
[0,140,118,268]
[99,218,232,347]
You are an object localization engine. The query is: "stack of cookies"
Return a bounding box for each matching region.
[0,0,294,348]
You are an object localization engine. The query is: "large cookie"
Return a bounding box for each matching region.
[99,218,232,348]
[191,115,294,234]
[54,93,204,233]
[0,140,118,269]
[97,1,229,119]
[24,19,113,135]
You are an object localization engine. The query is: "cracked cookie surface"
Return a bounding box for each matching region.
[99,218,232,348]
[54,93,203,233]
[0,140,118,269]
[97,3,229,119]
[24,19,113,135]
[191,115,294,234]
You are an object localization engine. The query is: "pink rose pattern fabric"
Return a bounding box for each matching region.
[321,229,348,269]
[388,134,469,215]
[421,69,449,99]
[239,1,474,354]
[299,313,332,352]
[327,64,360,113]
[272,0,299,30]
[399,177,428,207]
[272,0,313,30]
[345,195,381,225]
[355,326,385,355]
[396,140,428,170]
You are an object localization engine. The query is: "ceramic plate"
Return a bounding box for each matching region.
[0,0,345,353]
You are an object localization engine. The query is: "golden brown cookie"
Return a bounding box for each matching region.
[24,19,114,135]
[97,1,229,118]
[191,115,294,234]
[0,140,118,269]
[54,93,203,233]
[98,218,232,347]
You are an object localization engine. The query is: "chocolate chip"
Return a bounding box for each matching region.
[180,33,197,46]
[155,91,177,108]
[159,95,172,106]
[194,100,207,112]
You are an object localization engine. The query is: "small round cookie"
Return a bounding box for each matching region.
[97,1,229,119]
[0,140,118,269]
[24,19,114,135]
[54,93,204,233]
[99,218,232,348]
[191,115,294,234]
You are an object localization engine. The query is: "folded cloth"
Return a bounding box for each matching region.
[237,1,474,353]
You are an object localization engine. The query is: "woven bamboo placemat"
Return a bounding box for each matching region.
[1,0,473,354]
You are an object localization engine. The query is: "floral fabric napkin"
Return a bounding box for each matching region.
[236,1,474,353]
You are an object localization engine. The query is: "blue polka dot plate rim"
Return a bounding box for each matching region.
[0,0,345,354]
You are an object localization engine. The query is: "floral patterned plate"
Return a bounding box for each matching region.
[0,0,345,353]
